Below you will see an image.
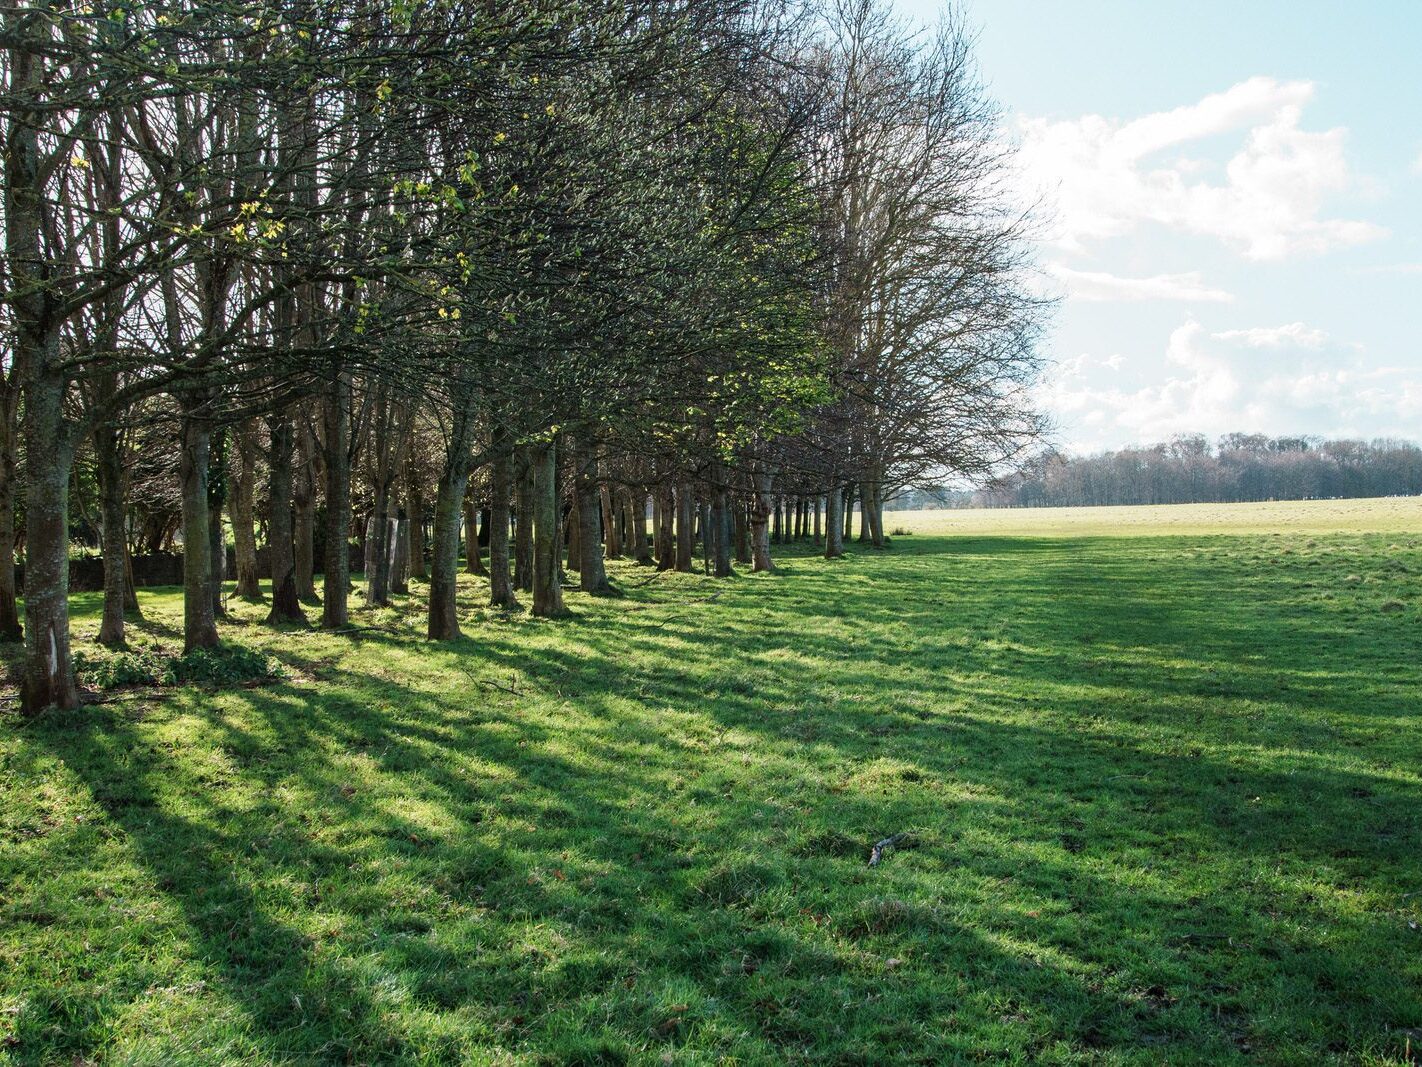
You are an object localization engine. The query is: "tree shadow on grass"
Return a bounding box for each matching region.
[7,531,1420,1062]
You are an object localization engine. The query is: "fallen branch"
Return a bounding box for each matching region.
[869,832,909,867]
[640,589,728,630]
[478,677,522,696]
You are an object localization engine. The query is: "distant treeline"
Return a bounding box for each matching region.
[889,434,1422,509]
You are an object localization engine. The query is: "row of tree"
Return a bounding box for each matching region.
[968,435,1422,508]
[1,0,1045,713]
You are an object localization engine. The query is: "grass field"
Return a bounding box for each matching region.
[883,496,1422,538]
[2,498,1420,1064]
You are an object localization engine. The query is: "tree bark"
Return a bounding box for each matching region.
[231,420,262,599]
[866,469,885,548]
[10,14,75,708]
[427,469,469,639]
[514,449,534,592]
[0,370,22,641]
[655,484,676,570]
[600,481,621,559]
[207,427,228,619]
[21,365,79,711]
[391,507,410,595]
[294,418,319,601]
[406,458,426,581]
[675,484,695,572]
[463,497,488,575]
[824,482,845,559]
[750,470,775,572]
[565,491,581,573]
[709,488,733,578]
[265,412,306,624]
[367,484,393,607]
[573,436,614,594]
[321,372,352,628]
[530,441,567,617]
[179,407,221,651]
[488,445,518,608]
[625,488,651,564]
[733,499,750,564]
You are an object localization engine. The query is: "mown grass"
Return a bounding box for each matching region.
[884,495,1422,538]
[2,499,1420,1064]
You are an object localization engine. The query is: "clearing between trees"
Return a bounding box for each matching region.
[2,498,1419,1064]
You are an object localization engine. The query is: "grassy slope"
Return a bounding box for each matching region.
[2,499,1420,1065]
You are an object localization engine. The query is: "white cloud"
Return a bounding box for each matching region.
[1037,319,1421,452]
[1015,77,1385,260]
[1212,322,1327,348]
[1049,264,1233,302]
[1413,148,1422,175]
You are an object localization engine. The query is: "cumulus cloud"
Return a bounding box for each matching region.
[1016,77,1385,260]
[1049,264,1233,303]
[1037,320,1421,452]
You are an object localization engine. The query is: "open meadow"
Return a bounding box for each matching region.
[2,498,1420,1064]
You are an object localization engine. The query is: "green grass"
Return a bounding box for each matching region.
[2,498,1420,1064]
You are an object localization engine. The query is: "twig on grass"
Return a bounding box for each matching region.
[869,832,909,867]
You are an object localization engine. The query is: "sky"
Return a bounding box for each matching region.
[891,0,1422,454]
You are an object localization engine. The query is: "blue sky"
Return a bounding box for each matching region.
[893,0,1422,453]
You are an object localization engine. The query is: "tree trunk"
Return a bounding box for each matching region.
[514,449,534,592]
[207,427,228,619]
[10,27,76,709]
[463,498,487,575]
[675,484,695,572]
[367,481,393,606]
[625,488,651,564]
[489,446,518,608]
[392,512,411,594]
[574,437,614,594]
[566,491,581,573]
[865,466,885,548]
[231,421,262,599]
[843,484,855,541]
[710,488,734,577]
[427,468,469,639]
[858,480,872,541]
[294,420,319,601]
[266,413,306,624]
[321,373,352,628]
[600,482,621,559]
[734,499,750,564]
[655,484,676,570]
[21,367,79,711]
[813,495,823,545]
[406,464,426,582]
[824,482,845,559]
[750,471,775,573]
[530,441,567,617]
[0,376,22,642]
[179,409,220,651]
[95,419,131,646]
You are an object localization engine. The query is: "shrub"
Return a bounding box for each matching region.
[162,644,283,687]
[72,649,163,689]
